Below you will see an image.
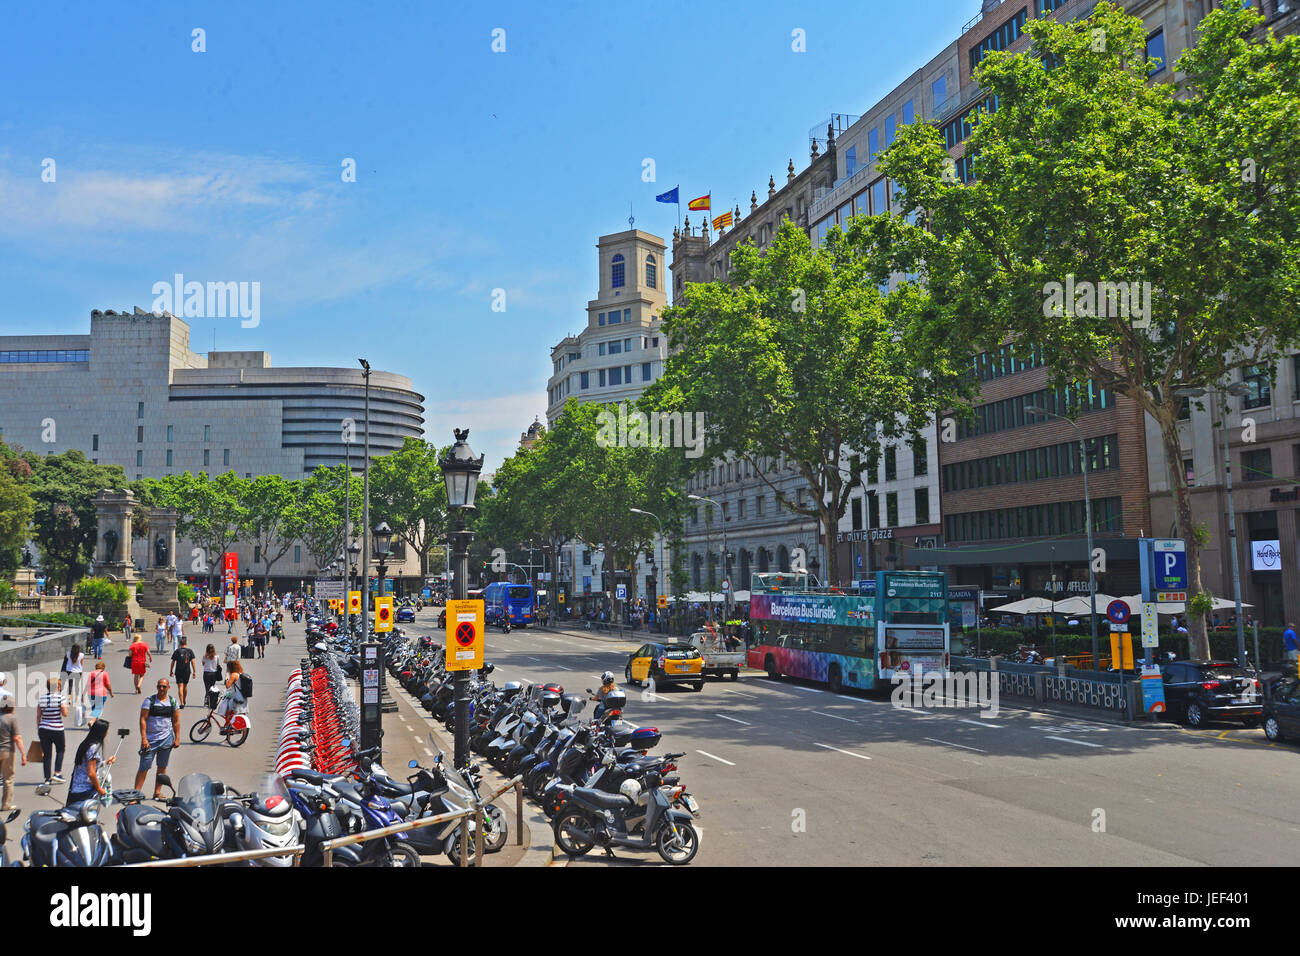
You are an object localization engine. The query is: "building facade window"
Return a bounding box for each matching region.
[1145,28,1166,76]
[642,362,652,381]
[872,179,887,215]
[136,450,143,467]
[92,434,99,451]
[1242,365,1272,409]
[932,75,946,106]
[203,449,210,467]
[915,487,930,525]
[1185,458,1195,487]
[884,447,897,481]
[580,371,589,390]
[166,425,173,442]
[204,424,211,441]
[137,402,144,419]
[611,254,625,288]
[1241,448,1272,482]
[886,492,899,527]
[646,255,657,289]
[294,546,301,562]
[223,449,230,467]
[851,497,863,531]
[166,449,173,467]
[868,493,880,529]
[912,438,927,476]
[598,312,606,326]
[137,425,144,442]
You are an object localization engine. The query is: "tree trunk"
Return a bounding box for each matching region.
[821,503,838,587]
[1157,410,1210,660]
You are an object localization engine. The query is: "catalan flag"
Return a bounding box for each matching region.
[712,211,733,230]
[688,193,711,211]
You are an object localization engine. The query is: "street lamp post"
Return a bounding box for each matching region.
[631,507,666,632]
[358,359,371,635]
[1027,405,1100,671]
[1176,383,1252,669]
[689,495,728,620]
[440,429,484,770]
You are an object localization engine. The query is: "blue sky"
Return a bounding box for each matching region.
[0,0,972,470]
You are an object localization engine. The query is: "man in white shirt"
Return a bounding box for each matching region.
[225,635,242,665]
[164,613,178,651]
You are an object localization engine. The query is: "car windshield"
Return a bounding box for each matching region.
[176,773,224,825]
[665,645,699,657]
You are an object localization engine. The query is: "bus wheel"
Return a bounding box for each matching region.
[765,655,780,681]
[828,665,843,694]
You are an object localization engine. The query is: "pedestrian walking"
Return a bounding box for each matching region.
[66,719,116,806]
[129,632,153,694]
[217,661,248,731]
[122,613,133,645]
[134,678,180,799]
[170,613,184,651]
[170,637,196,708]
[91,615,108,660]
[0,699,27,811]
[36,677,68,785]
[61,643,85,711]
[87,662,114,720]
[201,644,222,696]
[1284,622,1299,679]
[154,617,167,653]
[225,634,242,666]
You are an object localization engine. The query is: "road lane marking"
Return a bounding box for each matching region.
[923,737,987,753]
[553,664,572,670]
[1044,735,1102,748]
[724,689,758,699]
[696,749,735,766]
[813,743,871,760]
[811,710,857,723]
[958,718,1001,728]
[714,713,752,726]
[785,685,825,694]
[423,747,435,758]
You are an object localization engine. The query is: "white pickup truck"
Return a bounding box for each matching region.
[688,630,746,681]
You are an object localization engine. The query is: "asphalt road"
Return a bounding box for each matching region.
[404,611,1300,867]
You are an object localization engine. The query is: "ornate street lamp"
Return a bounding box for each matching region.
[439,429,484,769]
[373,520,393,597]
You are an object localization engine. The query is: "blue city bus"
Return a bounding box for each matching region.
[747,570,949,692]
[483,581,535,627]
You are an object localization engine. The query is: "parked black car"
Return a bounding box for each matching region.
[1263,678,1300,742]
[1161,660,1262,727]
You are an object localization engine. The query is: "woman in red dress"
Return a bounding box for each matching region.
[129,634,153,694]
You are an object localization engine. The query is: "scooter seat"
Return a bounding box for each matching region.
[569,788,635,811]
[374,777,416,797]
[119,803,167,829]
[290,768,349,786]
[32,820,66,862]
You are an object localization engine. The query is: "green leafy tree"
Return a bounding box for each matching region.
[171,471,248,589]
[857,3,1300,657]
[0,446,34,577]
[298,465,360,574]
[369,438,447,585]
[644,218,969,586]
[28,450,126,590]
[240,474,304,588]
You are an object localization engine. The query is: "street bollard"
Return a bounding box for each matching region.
[323,844,333,868]
[474,805,483,864]
[460,814,469,866]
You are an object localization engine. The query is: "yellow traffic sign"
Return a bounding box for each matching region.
[658,595,667,610]
[348,591,362,614]
[375,596,394,632]
[445,598,484,671]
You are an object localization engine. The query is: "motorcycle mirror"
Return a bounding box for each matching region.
[408,759,420,769]
[155,774,174,793]
[341,738,351,749]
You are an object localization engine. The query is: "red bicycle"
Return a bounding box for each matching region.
[190,690,250,747]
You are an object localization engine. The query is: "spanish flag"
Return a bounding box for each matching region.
[712,211,733,231]
[688,193,711,211]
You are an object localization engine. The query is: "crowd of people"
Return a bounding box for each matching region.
[0,588,314,812]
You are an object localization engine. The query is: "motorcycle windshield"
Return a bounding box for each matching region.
[176,774,225,826]
[254,774,293,813]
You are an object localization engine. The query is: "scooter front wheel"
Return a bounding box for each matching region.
[655,819,699,865]
[388,840,421,867]
[481,804,508,852]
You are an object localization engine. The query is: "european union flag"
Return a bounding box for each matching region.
[656,186,679,205]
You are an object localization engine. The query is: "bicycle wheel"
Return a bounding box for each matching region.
[226,725,250,747]
[189,717,212,743]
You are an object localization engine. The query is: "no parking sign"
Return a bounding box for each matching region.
[445,598,484,671]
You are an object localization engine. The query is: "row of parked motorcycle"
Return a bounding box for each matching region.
[386,628,702,864]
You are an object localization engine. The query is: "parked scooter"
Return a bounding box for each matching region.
[1,809,22,866]
[112,772,233,862]
[552,769,700,865]
[223,774,304,867]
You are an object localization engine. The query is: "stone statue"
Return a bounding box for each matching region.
[155,535,169,568]
[103,529,119,562]
[21,547,31,567]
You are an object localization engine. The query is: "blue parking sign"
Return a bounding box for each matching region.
[1153,539,1187,590]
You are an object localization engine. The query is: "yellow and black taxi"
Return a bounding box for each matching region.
[625,641,704,691]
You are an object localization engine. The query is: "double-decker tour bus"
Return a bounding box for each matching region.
[746,570,949,692]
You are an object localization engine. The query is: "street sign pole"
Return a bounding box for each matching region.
[451,516,473,770]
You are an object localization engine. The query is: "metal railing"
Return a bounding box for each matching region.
[128,844,308,867]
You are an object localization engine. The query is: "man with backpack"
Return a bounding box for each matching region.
[134,678,180,800]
